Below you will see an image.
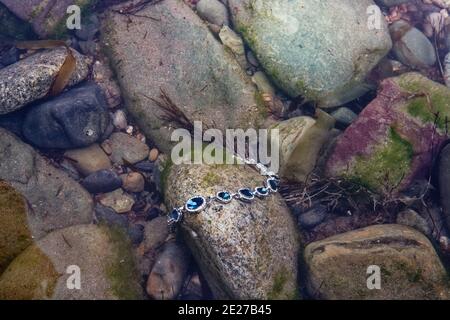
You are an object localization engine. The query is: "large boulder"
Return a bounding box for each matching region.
[163,153,300,299]
[0,224,142,299]
[304,224,450,300]
[101,0,264,154]
[0,128,94,239]
[228,0,392,108]
[0,0,97,38]
[326,73,450,194]
[0,47,92,115]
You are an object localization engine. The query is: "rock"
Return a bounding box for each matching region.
[390,20,436,69]
[438,143,450,230]
[0,182,33,273]
[0,45,19,68]
[145,207,162,221]
[146,242,190,300]
[444,53,450,88]
[219,26,247,68]
[143,216,170,252]
[196,0,229,26]
[396,209,432,237]
[326,72,450,194]
[375,0,411,6]
[95,204,129,230]
[82,169,122,194]
[99,189,135,214]
[75,14,100,41]
[127,224,144,246]
[270,110,335,183]
[298,205,328,229]
[304,224,450,299]
[0,224,142,299]
[108,133,150,165]
[331,107,358,127]
[78,40,98,56]
[65,144,112,177]
[101,0,263,154]
[23,83,112,149]
[164,152,300,299]
[133,160,154,172]
[92,58,122,109]
[252,71,276,96]
[0,47,92,115]
[0,3,35,40]
[113,110,128,130]
[121,172,145,193]
[0,128,93,239]
[228,0,392,108]
[0,0,97,38]
[149,148,159,162]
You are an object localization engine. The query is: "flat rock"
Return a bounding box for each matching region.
[228,0,392,108]
[99,188,135,214]
[101,0,263,154]
[304,224,450,299]
[0,224,142,299]
[107,132,150,165]
[82,169,122,194]
[164,153,300,299]
[0,128,93,239]
[65,144,112,177]
[0,47,92,115]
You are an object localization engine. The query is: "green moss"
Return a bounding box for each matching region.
[201,171,221,188]
[0,245,59,300]
[104,226,142,300]
[160,157,173,195]
[0,182,33,274]
[349,127,413,192]
[267,268,290,299]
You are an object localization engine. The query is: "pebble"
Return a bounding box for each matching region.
[396,209,432,237]
[149,148,159,162]
[331,107,358,126]
[108,132,150,165]
[298,205,328,229]
[113,110,128,130]
[143,216,170,251]
[82,170,123,194]
[64,144,112,177]
[146,242,190,300]
[121,172,145,193]
[196,0,229,26]
[252,71,276,96]
[95,203,129,230]
[127,224,145,246]
[23,83,113,149]
[146,207,162,221]
[75,14,100,41]
[134,161,155,172]
[99,189,135,214]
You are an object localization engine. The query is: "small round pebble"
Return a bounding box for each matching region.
[149,148,159,162]
[121,172,145,193]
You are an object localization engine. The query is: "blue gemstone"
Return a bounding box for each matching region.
[185,196,205,212]
[256,186,269,196]
[217,191,232,203]
[267,178,279,192]
[239,188,254,200]
[169,209,182,223]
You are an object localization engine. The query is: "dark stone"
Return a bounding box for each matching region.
[75,14,100,41]
[298,205,328,229]
[145,207,162,221]
[22,83,113,149]
[134,160,154,172]
[0,108,26,137]
[127,223,144,245]
[439,144,450,230]
[81,169,122,194]
[95,203,129,230]
[0,45,19,67]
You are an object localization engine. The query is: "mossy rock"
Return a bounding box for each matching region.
[0,224,142,300]
[164,149,300,299]
[0,181,33,274]
[304,224,450,300]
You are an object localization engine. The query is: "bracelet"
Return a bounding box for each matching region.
[167,154,280,226]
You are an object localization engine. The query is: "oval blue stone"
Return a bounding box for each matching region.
[186,196,205,212]
[217,191,232,202]
[239,188,254,199]
[256,187,269,196]
[169,209,182,223]
[267,178,279,192]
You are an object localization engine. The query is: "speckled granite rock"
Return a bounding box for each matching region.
[101,0,263,154]
[0,224,142,300]
[304,224,450,300]
[228,0,392,108]
[326,73,450,194]
[0,47,92,115]
[0,128,93,239]
[163,154,300,299]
